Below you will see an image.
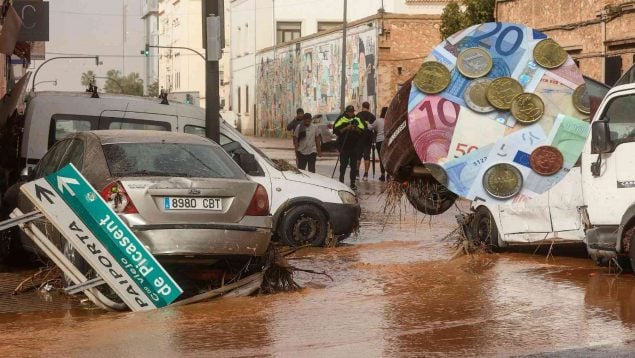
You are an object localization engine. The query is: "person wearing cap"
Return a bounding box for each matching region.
[333,105,366,190]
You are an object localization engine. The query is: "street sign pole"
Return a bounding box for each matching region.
[19,164,183,311]
[203,0,222,144]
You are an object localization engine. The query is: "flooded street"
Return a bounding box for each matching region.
[1,142,635,357]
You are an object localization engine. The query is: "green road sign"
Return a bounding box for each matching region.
[36,164,182,308]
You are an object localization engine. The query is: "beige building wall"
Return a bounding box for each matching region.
[496,0,635,84]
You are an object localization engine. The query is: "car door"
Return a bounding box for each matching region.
[582,89,635,227]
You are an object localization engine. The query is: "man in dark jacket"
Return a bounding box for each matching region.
[356,101,376,181]
[333,105,366,190]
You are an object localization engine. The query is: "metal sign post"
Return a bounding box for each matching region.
[19,164,183,311]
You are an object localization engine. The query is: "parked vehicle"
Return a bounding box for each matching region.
[14,130,271,292]
[1,91,359,249]
[313,112,340,150]
[456,70,635,273]
[457,76,611,250]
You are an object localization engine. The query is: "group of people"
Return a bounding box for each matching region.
[287,103,387,191]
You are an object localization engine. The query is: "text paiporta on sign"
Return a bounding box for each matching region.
[21,164,182,311]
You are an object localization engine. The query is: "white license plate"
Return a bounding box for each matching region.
[163,197,222,211]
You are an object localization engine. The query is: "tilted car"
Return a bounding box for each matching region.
[15,130,272,293]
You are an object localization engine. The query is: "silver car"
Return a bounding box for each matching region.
[313,112,340,149]
[16,130,272,273]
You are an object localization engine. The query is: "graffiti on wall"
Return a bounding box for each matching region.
[256,26,377,136]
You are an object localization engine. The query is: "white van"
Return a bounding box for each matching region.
[14,91,359,247]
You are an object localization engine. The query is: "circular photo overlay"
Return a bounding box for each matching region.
[407,22,589,204]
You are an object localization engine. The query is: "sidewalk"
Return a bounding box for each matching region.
[245,135,294,150]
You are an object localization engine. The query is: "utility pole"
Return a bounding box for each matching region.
[339,0,347,112]
[202,0,223,143]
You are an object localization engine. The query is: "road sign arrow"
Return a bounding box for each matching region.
[58,176,80,197]
[35,184,55,204]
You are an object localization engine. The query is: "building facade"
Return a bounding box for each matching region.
[231,0,450,135]
[496,0,635,85]
[142,0,160,94]
[149,0,231,109]
[255,12,442,137]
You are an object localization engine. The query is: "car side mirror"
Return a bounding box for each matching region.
[591,120,611,154]
[20,167,34,181]
[238,152,259,175]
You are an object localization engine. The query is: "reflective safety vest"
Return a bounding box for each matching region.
[334,116,365,131]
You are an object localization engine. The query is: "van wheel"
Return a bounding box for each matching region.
[279,205,328,247]
[471,206,499,252]
[404,175,457,215]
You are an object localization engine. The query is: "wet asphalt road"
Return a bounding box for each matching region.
[0,138,634,357]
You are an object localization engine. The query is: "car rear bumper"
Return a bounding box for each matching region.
[125,217,272,257]
[323,202,360,236]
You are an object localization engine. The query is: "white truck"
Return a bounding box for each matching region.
[456,68,635,271]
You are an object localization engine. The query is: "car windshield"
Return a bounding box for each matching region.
[326,113,340,122]
[102,142,245,179]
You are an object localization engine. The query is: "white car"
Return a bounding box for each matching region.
[9,91,360,248]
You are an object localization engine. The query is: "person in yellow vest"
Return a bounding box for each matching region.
[333,105,367,190]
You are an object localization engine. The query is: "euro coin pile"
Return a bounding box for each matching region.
[407,23,590,203]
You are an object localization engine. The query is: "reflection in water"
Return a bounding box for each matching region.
[0,178,634,356]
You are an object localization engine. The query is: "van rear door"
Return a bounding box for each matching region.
[97,110,177,131]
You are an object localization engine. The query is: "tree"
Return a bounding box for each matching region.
[463,0,495,25]
[147,81,159,97]
[103,69,144,96]
[439,0,495,39]
[80,70,96,87]
[440,1,466,40]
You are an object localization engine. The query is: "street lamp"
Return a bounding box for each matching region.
[33,79,58,89]
[31,56,100,93]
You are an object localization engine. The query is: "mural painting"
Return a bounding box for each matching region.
[256,25,378,136]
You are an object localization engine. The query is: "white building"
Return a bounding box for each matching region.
[142,0,160,93]
[147,0,231,109]
[229,0,448,134]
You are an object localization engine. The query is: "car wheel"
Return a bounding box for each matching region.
[625,225,635,272]
[279,204,328,247]
[404,175,457,215]
[63,241,89,287]
[471,206,500,251]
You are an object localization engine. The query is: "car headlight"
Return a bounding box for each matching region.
[338,190,357,204]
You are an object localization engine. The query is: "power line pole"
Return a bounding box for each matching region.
[339,0,347,112]
[202,0,223,143]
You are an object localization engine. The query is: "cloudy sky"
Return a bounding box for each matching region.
[31,0,146,92]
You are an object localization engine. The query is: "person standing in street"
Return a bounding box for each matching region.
[334,105,366,190]
[369,106,387,181]
[287,108,304,166]
[293,113,321,173]
[356,101,376,181]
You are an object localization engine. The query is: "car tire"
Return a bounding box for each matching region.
[279,204,328,247]
[404,175,457,215]
[63,241,89,287]
[626,226,635,273]
[471,206,500,252]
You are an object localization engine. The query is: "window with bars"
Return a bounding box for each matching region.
[277,22,301,44]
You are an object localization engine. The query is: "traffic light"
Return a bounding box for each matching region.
[141,44,150,56]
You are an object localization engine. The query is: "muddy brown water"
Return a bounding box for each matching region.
[1,151,634,356]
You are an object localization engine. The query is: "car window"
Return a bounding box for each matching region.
[36,139,72,177]
[604,94,635,145]
[219,133,265,176]
[52,118,93,143]
[107,121,169,131]
[184,125,206,137]
[326,113,340,121]
[58,139,85,170]
[102,142,245,179]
